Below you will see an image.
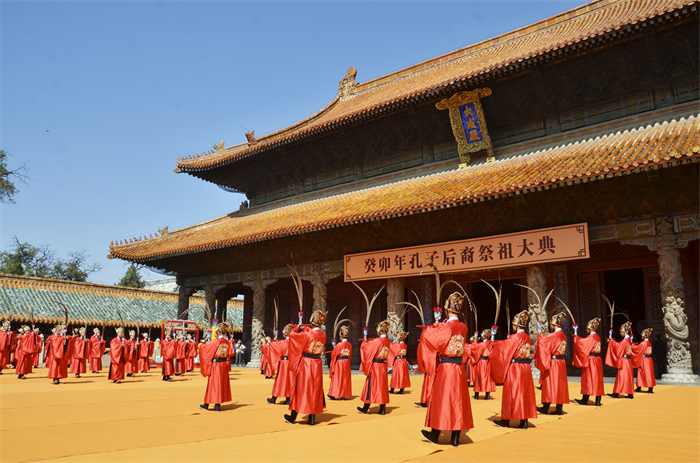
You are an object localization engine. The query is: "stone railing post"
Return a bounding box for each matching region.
[386,277,405,339]
[302,264,340,372]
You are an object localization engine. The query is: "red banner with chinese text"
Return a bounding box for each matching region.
[344,223,588,282]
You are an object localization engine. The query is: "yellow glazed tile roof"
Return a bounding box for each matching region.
[176,0,698,172]
[112,114,700,262]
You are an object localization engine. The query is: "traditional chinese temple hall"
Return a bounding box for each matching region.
[110,0,700,382]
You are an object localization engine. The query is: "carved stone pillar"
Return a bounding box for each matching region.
[302,264,340,373]
[386,277,405,339]
[526,264,547,381]
[622,218,700,383]
[242,277,276,368]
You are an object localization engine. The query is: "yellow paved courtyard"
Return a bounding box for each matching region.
[1,367,698,462]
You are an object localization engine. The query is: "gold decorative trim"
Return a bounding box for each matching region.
[436,88,494,166]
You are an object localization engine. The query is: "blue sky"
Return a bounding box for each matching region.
[1,0,581,285]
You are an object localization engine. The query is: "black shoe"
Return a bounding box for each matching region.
[485,392,491,401]
[420,429,440,444]
[285,397,290,405]
[575,395,590,406]
[327,395,336,400]
[518,420,529,429]
[628,394,634,399]
[414,402,427,408]
[493,420,510,428]
[17,374,25,379]
[340,397,346,401]
[635,387,642,393]
[595,396,602,406]
[214,404,220,412]
[307,414,316,426]
[398,389,404,394]
[537,404,550,414]
[357,404,370,415]
[554,404,564,415]
[648,387,654,394]
[451,430,461,447]
[607,393,619,398]
[474,392,479,400]
[389,388,394,394]
[284,411,298,424]
[267,397,276,404]
[199,404,209,411]
[378,404,386,415]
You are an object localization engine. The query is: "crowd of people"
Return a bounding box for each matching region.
[1,294,660,447]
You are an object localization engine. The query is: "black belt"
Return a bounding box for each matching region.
[373,359,386,363]
[623,355,631,359]
[212,358,227,363]
[551,355,565,360]
[395,355,406,359]
[589,353,601,357]
[338,356,349,360]
[303,353,321,359]
[280,356,288,360]
[440,357,462,365]
[479,356,488,360]
[511,358,530,364]
[643,355,652,358]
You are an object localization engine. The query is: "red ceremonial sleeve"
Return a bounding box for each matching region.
[489,334,523,384]
[605,337,627,369]
[535,333,555,372]
[198,340,216,377]
[631,341,647,368]
[329,342,342,377]
[387,343,400,368]
[287,326,311,372]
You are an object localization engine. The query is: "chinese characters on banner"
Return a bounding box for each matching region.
[344,223,589,282]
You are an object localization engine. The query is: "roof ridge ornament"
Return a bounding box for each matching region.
[338,67,357,100]
[245,130,257,146]
[436,88,495,168]
[213,140,225,152]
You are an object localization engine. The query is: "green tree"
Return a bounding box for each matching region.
[0,150,30,204]
[116,264,146,288]
[0,237,101,281]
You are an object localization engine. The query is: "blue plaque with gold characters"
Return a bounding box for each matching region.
[436,88,494,168]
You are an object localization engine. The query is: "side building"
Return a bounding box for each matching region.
[109,0,699,380]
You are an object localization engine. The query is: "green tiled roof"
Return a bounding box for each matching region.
[0,274,243,330]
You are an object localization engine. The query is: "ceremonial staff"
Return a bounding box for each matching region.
[515,284,554,334]
[482,280,502,340]
[352,282,384,341]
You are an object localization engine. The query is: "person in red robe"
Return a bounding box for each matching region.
[471,329,496,400]
[327,324,353,401]
[633,328,655,393]
[109,327,127,383]
[46,325,74,384]
[419,293,473,447]
[268,325,294,404]
[260,338,268,376]
[15,326,38,379]
[0,321,15,373]
[389,331,411,394]
[573,317,604,406]
[199,323,234,412]
[138,332,154,372]
[32,329,43,367]
[490,310,537,429]
[605,321,635,399]
[262,337,276,378]
[465,335,476,387]
[89,328,106,373]
[185,333,197,372]
[124,330,139,377]
[173,333,187,376]
[535,312,569,415]
[284,310,327,426]
[357,320,391,415]
[71,327,90,378]
[161,329,175,381]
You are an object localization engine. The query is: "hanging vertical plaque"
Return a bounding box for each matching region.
[436,88,494,168]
